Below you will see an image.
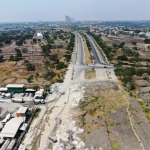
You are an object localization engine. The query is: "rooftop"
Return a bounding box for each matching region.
[0,88,7,91]
[0,117,23,138]
[6,84,24,88]
[37,33,43,36]
[16,107,28,114]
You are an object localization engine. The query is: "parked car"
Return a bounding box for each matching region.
[22,93,25,97]
[34,99,45,104]
[12,98,24,103]
[49,90,53,94]
[26,93,29,97]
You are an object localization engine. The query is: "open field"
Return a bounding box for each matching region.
[76,82,150,149]
[102,34,144,47]
[84,69,96,79]
[0,43,68,87]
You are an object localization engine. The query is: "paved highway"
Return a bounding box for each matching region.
[85,34,109,65]
[77,34,84,65]
[72,32,114,80]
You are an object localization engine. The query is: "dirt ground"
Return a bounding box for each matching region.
[81,36,92,64]
[0,38,68,87]
[84,69,96,79]
[77,82,150,150]
[102,35,144,46]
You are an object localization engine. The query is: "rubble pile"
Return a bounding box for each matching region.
[50,121,85,150]
[70,84,85,108]
[50,83,63,93]
[48,83,103,150]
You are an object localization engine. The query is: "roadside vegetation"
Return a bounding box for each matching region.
[0,29,75,87]
[87,31,114,61]
[80,33,93,64]
[77,86,130,149]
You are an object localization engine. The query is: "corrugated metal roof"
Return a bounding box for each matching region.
[0,118,23,138]
[0,88,7,91]
[6,84,24,88]
[16,107,28,114]
[25,89,36,92]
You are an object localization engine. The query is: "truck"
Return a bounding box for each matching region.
[33,99,45,104]
[1,113,11,125]
[11,98,24,103]
[4,93,12,98]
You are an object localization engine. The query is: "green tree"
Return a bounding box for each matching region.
[0,55,3,62]
[121,76,133,85]
[26,63,35,71]
[143,73,149,80]
[144,38,150,44]
[14,55,19,61]
[112,43,118,48]
[117,55,128,61]
[27,75,33,83]
[9,55,14,61]
[21,48,28,53]
[33,38,37,43]
[35,72,39,80]
[41,44,51,57]
[32,85,39,90]
[119,42,125,48]
[56,62,67,70]
[131,41,137,45]
[15,48,22,58]
[126,82,135,90]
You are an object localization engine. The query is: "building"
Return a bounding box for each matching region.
[139,32,145,35]
[16,107,29,117]
[124,31,134,34]
[6,84,25,93]
[146,32,150,37]
[0,118,23,138]
[37,33,43,40]
[65,15,74,24]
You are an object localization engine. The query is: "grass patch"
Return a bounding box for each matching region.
[110,141,121,150]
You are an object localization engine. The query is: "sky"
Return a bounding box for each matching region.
[0,0,150,22]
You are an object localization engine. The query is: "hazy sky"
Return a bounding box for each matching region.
[0,0,150,22]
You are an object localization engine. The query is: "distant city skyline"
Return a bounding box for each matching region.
[0,0,150,22]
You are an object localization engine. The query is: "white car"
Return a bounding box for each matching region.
[34,99,45,104]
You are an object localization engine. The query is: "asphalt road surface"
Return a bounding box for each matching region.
[86,34,109,65]
[76,33,84,65]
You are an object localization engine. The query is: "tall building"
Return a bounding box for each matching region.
[65,16,74,23]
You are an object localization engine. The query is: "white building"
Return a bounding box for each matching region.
[146,32,150,37]
[37,33,43,40]
[139,32,146,35]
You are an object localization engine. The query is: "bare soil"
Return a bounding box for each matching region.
[77,82,150,150]
[84,69,96,79]
[82,36,92,64]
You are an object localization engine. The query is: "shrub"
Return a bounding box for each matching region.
[56,62,67,70]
